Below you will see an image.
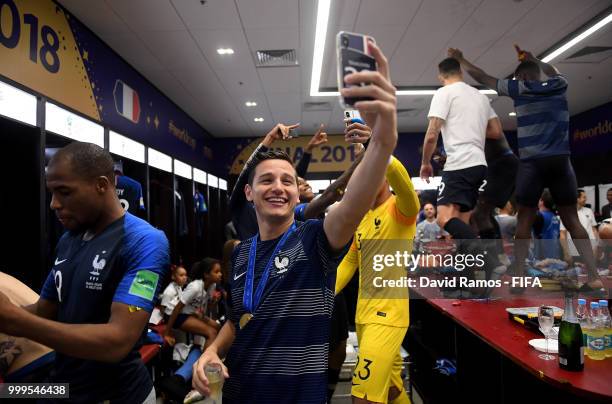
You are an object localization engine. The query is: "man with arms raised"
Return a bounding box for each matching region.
[451,46,605,295]
[192,41,398,403]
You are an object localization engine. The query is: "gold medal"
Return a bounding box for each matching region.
[239,313,253,329]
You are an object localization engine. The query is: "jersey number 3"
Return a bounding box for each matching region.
[353,356,373,380]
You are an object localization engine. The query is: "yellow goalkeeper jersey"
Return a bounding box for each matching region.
[335,156,419,327]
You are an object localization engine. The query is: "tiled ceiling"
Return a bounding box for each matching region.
[59,0,612,138]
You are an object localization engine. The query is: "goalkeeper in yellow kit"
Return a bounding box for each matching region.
[336,122,419,404]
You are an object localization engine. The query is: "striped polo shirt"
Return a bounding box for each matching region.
[224,219,345,404]
[497,75,570,160]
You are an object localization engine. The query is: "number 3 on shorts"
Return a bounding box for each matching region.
[478,180,487,192]
[353,356,373,381]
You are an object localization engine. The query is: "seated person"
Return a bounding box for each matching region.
[0,272,54,383]
[164,259,222,349]
[160,265,188,320]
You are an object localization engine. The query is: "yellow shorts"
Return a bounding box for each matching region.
[351,323,409,403]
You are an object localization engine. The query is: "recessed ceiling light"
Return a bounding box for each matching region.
[245,101,257,107]
[217,48,234,55]
[509,112,517,117]
[254,117,264,122]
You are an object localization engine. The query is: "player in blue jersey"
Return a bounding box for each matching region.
[450,46,605,296]
[192,41,399,403]
[0,142,170,403]
[114,161,146,215]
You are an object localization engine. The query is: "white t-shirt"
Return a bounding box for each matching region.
[428,81,497,171]
[180,279,216,315]
[160,282,183,316]
[560,206,597,256]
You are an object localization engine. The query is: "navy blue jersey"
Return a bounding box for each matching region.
[116,175,145,214]
[294,203,308,221]
[224,220,346,403]
[40,213,169,403]
[496,75,569,160]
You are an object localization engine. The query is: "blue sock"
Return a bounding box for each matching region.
[175,347,202,381]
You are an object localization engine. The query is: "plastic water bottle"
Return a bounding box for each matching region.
[598,300,611,358]
[576,299,588,348]
[586,302,605,360]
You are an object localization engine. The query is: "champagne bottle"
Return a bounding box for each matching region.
[558,292,584,371]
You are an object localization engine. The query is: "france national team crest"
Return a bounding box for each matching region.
[90,251,107,276]
[86,251,107,291]
[274,256,290,274]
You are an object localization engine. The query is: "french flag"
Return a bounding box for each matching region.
[113,80,140,124]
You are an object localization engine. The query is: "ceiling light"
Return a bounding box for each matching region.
[541,11,612,63]
[217,48,234,55]
[509,112,516,117]
[254,117,264,122]
[310,0,331,96]
[308,0,496,97]
[245,101,257,107]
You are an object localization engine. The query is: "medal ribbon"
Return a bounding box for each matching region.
[243,222,296,314]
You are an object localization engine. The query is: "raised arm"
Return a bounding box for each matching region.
[387,156,420,218]
[448,48,499,90]
[303,147,364,220]
[323,41,398,251]
[335,245,359,295]
[515,45,560,77]
[296,124,327,178]
[229,123,299,212]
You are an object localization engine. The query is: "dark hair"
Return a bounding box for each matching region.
[247,150,296,186]
[190,257,220,280]
[607,188,612,193]
[170,264,186,275]
[577,189,585,196]
[540,189,555,211]
[438,58,461,77]
[514,61,540,78]
[423,202,435,210]
[51,142,114,182]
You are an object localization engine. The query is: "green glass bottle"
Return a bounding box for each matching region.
[558,292,584,371]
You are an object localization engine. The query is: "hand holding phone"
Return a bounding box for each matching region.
[344,120,372,144]
[340,40,397,151]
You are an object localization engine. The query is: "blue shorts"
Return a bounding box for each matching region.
[174,313,190,329]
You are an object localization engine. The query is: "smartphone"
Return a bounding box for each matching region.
[344,110,365,126]
[337,31,377,108]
